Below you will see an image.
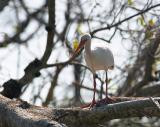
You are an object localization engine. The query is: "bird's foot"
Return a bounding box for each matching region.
[80,100,96,109]
[80,103,90,109]
[89,100,96,109]
[95,97,115,107]
[80,97,116,109]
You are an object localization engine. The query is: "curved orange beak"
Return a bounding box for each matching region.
[74,40,85,55]
[70,40,86,60]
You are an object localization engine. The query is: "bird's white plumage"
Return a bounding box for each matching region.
[81,34,114,73]
[75,33,114,107]
[84,42,114,72]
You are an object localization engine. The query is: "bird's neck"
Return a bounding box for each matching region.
[84,40,91,55]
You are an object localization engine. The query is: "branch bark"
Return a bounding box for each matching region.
[0,95,63,127]
[0,95,160,127]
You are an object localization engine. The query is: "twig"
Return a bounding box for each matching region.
[149,97,160,111]
[91,4,160,35]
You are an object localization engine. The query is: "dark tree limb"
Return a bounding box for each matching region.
[0,48,83,99]
[0,0,56,99]
[0,0,9,12]
[41,0,55,63]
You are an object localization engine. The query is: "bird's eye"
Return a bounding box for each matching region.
[83,38,87,41]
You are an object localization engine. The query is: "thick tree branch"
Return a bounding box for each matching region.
[0,95,160,127]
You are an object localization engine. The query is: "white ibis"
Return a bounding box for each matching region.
[72,33,114,108]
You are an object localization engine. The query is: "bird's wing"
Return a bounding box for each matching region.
[91,44,114,70]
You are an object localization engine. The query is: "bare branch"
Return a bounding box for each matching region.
[41,0,55,63]
[91,3,160,35]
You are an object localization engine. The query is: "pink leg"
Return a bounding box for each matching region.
[89,74,97,108]
[81,72,113,108]
[105,72,108,99]
[96,72,114,106]
[105,71,114,103]
[80,74,97,109]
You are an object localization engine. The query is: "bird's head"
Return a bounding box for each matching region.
[74,33,91,54]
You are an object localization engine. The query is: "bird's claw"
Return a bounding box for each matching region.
[80,100,96,109]
[95,97,115,107]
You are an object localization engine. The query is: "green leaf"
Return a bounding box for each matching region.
[128,0,133,5]
[148,19,155,27]
[137,16,145,26]
[73,39,79,50]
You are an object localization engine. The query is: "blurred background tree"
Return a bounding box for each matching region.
[0,0,160,126]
